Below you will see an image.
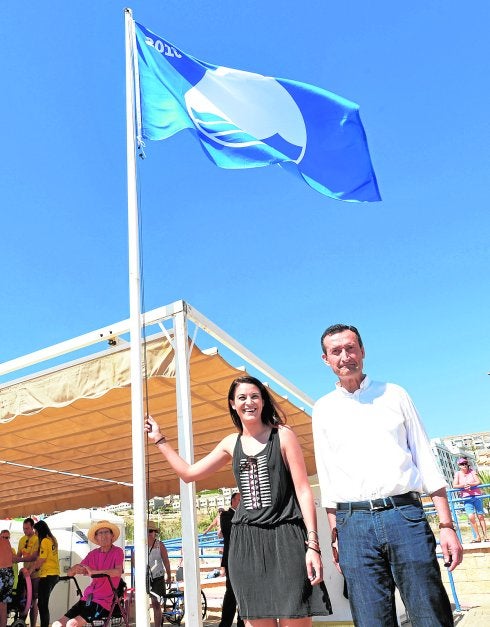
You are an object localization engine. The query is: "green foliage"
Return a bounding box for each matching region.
[125,518,134,543]
[478,470,490,512]
[197,511,219,533]
[478,470,490,490]
[158,518,183,541]
[122,511,222,543]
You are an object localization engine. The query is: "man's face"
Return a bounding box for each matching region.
[231,493,241,508]
[322,330,365,379]
[23,522,34,537]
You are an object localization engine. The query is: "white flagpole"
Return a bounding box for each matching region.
[124,8,150,626]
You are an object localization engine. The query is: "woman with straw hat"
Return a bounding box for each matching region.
[52,520,124,627]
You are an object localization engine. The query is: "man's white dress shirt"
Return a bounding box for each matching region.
[312,376,447,508]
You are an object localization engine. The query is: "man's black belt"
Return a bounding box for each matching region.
[337,491,421,512]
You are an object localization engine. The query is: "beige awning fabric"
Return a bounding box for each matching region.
[0,337,175,420]
[0,336,316,518]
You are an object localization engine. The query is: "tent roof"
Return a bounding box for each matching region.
[0,335,315,518]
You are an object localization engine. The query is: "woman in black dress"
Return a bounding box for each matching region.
[145,375,331,626]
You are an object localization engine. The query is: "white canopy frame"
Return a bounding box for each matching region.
[0,299,314,627]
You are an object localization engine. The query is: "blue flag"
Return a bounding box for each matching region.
[135,22,381,202]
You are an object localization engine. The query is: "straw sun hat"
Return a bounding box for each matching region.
[87,519,120,545]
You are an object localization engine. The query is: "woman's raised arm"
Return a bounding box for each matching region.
[145,415,236,482]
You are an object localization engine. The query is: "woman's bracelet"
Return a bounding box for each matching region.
[306,538,320,546]
[154,436,166,446]
[306,545,322,555]
[307,530,319,539]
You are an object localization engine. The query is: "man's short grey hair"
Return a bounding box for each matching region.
[320,324,363,354]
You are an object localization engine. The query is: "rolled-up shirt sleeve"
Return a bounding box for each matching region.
[402,390,447,494]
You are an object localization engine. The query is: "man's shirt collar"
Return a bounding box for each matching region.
[335,374,371,395]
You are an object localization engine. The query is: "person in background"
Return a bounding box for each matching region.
[453,457,488,542]
[0,531,17,590]
[146,375,332,626]
[0,533,14,627]
[203,508,224,535]
[313,323,463,626]
[16,517,39,627]
[218,492,244,627]
[33,520,60,627]
[52,520,124,627]
[147,521,172,627]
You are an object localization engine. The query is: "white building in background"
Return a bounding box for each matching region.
[106,487,238,513]
[443,431,490,453]
[441,431,490,473]
[431,439,457,485]
[430,430,490,486]
[103,502,132,513]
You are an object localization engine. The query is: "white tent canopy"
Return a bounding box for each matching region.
[0,301,320,626]
[0,302,316,517]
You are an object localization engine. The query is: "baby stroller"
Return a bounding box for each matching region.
[7,567,32,627]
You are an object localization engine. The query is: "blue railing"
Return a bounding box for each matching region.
[127,486,489,561]
[422,482,489,613]
[125,488,489,609]
[422,483,489,544]
[125,530,223,562]
[124,531,223,587]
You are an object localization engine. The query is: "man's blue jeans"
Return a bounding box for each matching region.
[336,503,453,626]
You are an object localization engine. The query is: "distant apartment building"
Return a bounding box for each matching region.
[150,497,166,510]
[144,487,238,513]
[103,487,237,514]
[221,487,232,500]
[430,439,476,485]
[195,490,233,511]
[430,431,489,485]
[102,502,132,513]
[442,431,490,472]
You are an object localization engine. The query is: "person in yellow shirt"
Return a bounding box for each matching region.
[16,517,39,627]
[33,520,59,627]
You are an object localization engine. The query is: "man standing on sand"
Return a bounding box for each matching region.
[313,323,463,626]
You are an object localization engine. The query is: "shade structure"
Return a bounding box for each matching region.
[0,334,315,518]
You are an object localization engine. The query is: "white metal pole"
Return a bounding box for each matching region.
[124,8,150,626]
[174,303,203,627]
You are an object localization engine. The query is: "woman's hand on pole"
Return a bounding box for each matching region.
[145,415,164,444]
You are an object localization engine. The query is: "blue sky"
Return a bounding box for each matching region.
[2,1,489,439]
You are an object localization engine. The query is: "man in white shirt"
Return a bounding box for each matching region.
[313,324,462,626]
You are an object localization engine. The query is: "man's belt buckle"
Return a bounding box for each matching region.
[369,498,388,511]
